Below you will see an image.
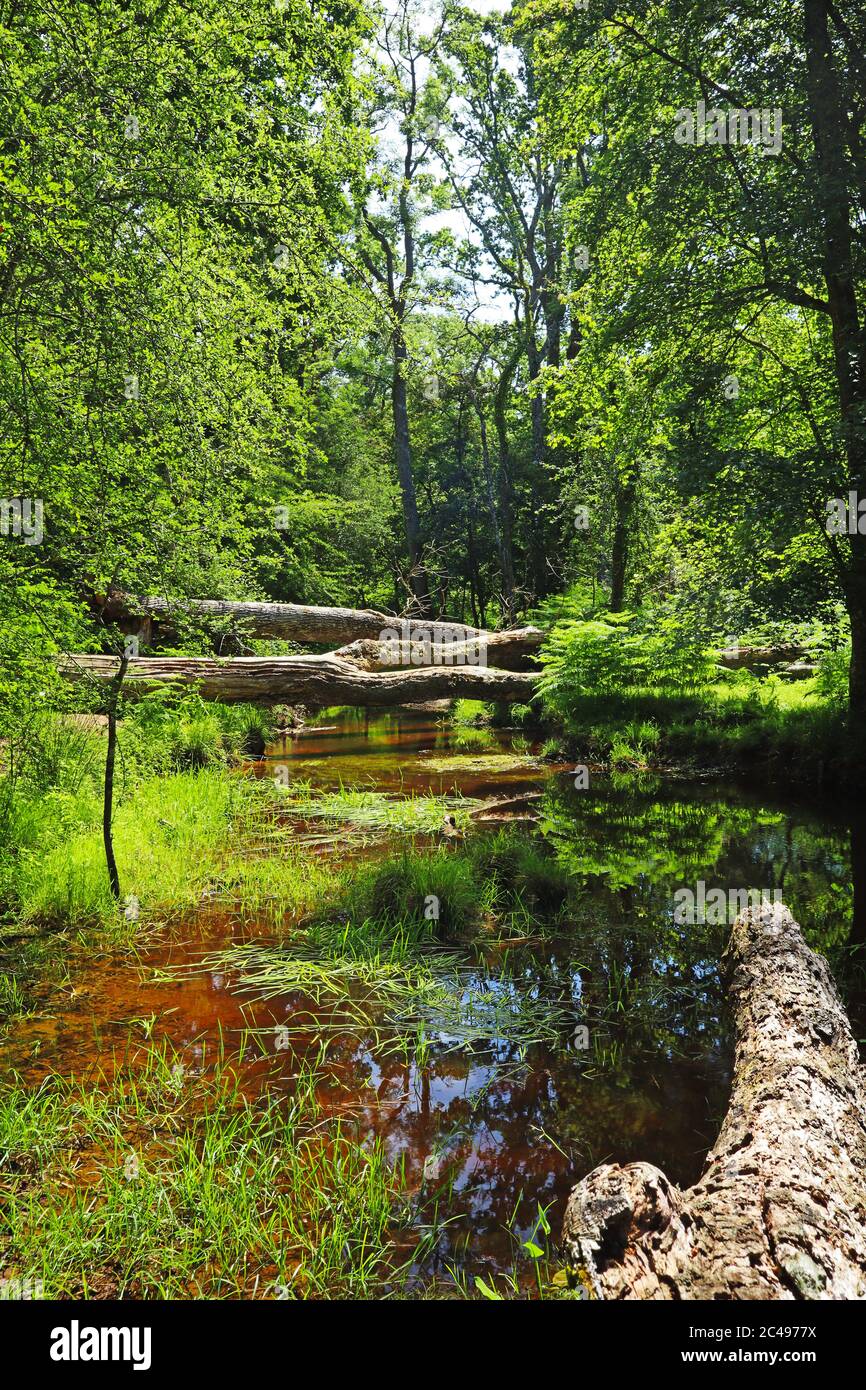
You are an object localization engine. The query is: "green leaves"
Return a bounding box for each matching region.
[474,1274,504,1300]
[538,609,714,721]
[0,0,367,606]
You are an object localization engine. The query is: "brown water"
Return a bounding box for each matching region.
[3,707,864,1292]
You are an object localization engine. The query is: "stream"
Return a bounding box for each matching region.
[3,708,864,1294]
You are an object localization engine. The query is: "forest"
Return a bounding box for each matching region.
[1,0,865,1321]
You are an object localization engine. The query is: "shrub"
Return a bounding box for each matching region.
[815,643,850,712]
[537,611,713,723]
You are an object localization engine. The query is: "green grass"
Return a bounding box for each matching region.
[1,764,471,938]
[541,672,847,784]
[451,699,542,732]
[205,850,333,926]
[300,831,572,945]
[11,770,250,930]
[193,833,579,1061]
[536,608,851,784]
[609,720,662,770]
[661,676,846,777]
[450,724,499,751]
[123,695,275,771]
[326,848,483,938]
[0,700,280,927]
[452,699,491,727]
[273,785,471,837]
[0,1042,411,1299]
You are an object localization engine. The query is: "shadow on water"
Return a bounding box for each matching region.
[3,707,865,1292]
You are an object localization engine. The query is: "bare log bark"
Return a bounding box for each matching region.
[562,902,866,1300]
[95,593,544,661]
[61,653,539,707]
[333,627,543,672]
[715,644,807,670]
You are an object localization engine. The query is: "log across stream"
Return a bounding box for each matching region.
[62,652,539,705]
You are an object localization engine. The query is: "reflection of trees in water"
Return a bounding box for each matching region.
[541,779,754,887]
[319,1013,730,1276]
[539,776,853,959]
[306,916,731,1276]
[290,778,860,1281]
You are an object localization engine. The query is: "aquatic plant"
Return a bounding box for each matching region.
[0,1040,412,1299]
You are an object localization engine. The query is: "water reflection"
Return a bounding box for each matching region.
[3,709,863,1290]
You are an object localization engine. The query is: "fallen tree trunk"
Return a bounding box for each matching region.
[333,627,542,672]
[562,901,866,1299]
[95,592,544,659]
[61,653,539,706]
[715,643,807,670]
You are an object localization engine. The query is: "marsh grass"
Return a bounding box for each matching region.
[12,770,249,929]
[197,835,582,1059]
[0,1040,412,1299]
[204,938,579,1060]
[0,701,278,932]
[451,699,491,727]
[450,724,499,751]
[540,639,848,783]
[442,1198,577,1301]
[123,695,276,772]
[421,752,540,774]
[272,784,471,838]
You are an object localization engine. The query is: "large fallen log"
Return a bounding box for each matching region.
[61,653,539,706]
[333,627,542,672]
[95,592,544,661]
[562,901,866,1299]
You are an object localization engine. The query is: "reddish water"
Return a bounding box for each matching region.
[5,707,860,1292]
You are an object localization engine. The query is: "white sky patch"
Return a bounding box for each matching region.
[373,1,519,322]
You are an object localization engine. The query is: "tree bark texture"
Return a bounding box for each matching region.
[562,902,866,1300]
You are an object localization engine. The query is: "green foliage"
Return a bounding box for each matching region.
[124,694,274,773]
[0,1044,409,1298]
[323,850,480,939]
[9,770,242,929]
[538,611,713,722]
[815,644,851,711]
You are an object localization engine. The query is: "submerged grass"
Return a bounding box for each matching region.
[421,751,540,774]
[205,937,578,1060]
[0,1040,412,1299]
[273,784,471,837]
[196,834,582,1060]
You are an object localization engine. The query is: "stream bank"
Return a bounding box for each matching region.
[1,707,864,1298]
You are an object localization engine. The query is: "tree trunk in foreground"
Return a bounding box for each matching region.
[563,902,866,1299]
[62,653,539,707]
